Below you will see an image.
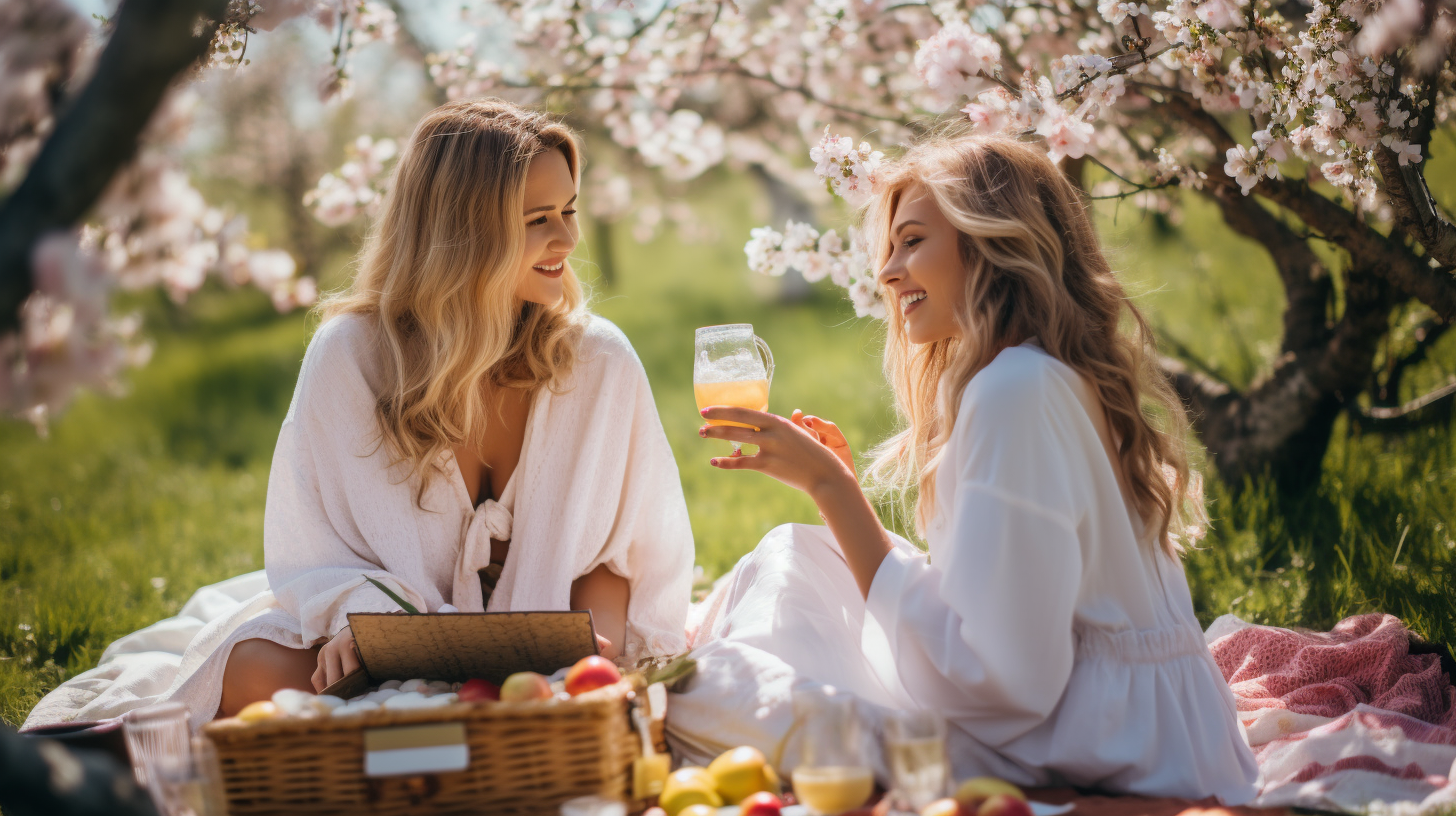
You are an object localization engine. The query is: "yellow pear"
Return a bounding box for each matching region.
[660,767,724,816]
[707,745,776,804]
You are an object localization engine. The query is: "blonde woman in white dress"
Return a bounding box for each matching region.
[24,100,694,732]
[671,134,1259,803]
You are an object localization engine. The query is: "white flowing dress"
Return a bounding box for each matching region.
[26,313,695,732]
[669,342,1259,804]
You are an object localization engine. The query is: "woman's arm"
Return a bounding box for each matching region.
[571,564,629,660]
[700,406,893,597]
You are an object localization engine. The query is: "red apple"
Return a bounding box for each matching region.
[564,655,623,696]
[976,794,1033,816]
[458,678,500,702]
[499,671,552,702]
[740,791,783,816]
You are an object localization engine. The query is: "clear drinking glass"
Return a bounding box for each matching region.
[694,324,775,455]
[786,687,875,815]
[123,702,191,789]
[884,710,949,811]
[147,736,230,816]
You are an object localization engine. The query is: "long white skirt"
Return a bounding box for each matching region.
[669,524,1118,787]
[669,524,938,777]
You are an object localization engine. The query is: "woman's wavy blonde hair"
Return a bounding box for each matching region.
[861,132,1204,555]
[320,99,589,501]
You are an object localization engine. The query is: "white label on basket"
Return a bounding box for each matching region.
[363,723,468,777]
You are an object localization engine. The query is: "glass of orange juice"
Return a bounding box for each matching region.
[787,687,875,815]
[694,324,774,454]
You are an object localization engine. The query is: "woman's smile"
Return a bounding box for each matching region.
[900,289,927,315]
[533,257,567,278]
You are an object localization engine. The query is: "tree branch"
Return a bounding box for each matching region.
[1376,315,1450,405]
[1157,328,1237,388]
[1202,177,1333,354]
[1373,144,1456,267]
[1367,380,1456,418]
[1255,176,1456,320]
[1158,354,1234,428]
[0,0,227,333]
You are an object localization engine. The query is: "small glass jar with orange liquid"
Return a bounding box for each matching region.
[693,324,774,454]
[780,686,875,815]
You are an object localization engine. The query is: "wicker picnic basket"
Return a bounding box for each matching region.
[201,680,646,816]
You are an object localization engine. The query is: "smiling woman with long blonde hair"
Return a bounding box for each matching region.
[671,133,1258,803]
[21,99,694,731]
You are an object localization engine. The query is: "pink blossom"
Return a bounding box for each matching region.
[1385,138,1423,166]
[1195,0,1248,30]
[913,22,1003,109]
[1035,105,1096,163]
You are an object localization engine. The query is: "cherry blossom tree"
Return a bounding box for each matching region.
[0,0,396,428]
[404,0,1455,489]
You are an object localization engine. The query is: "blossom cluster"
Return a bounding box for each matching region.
[744,221,883,319]
[913,22,1004,108]
[205,0,398,101]
[0,235,151,432]
[305,135,399,227]
[809,130,884,208]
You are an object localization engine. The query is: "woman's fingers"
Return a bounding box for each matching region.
[700,406,780,429]
[804,415,847,442]
[325,645,343,687]
[339,642,361,679]
[710,452,763,470]
[699,423,762,444]
[311,659,326,692]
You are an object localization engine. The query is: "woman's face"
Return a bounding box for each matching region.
[515,148,580,307]
[877,183,965,345]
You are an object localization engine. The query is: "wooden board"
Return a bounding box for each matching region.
[344,611,599,686]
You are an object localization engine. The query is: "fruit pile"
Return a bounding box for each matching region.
[922,778,1033,816]
[228,655,624,723]
[649,746,785,816]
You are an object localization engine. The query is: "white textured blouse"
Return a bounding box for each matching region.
[860,343,1259,800]
[265,312,695,658]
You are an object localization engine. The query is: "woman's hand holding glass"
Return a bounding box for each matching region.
[700,405,892,598]
[699,407,857,499]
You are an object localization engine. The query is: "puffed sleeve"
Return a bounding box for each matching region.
[585,324,695,659]
[263,317,432,644]
[860,359,1087,747]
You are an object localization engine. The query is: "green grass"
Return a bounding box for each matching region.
[2,166,1454,728]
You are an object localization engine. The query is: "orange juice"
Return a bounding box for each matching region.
[694,378,770,430]
[791,765,875,815]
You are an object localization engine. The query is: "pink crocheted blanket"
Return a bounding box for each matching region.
[1206,613,1456,814]
[1212,612,1456,726]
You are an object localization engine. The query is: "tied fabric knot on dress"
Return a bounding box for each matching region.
[452,499,514,612]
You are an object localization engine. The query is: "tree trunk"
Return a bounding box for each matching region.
[0,0,228,332]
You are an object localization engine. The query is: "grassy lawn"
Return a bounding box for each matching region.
[3,171,1454,728]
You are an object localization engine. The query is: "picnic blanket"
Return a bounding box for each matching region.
[1206,614,1456,814]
